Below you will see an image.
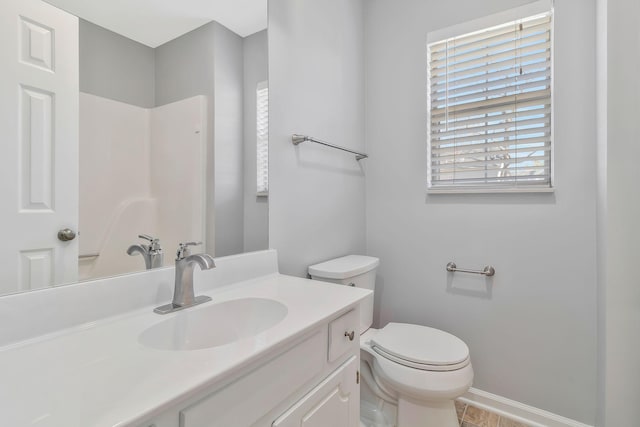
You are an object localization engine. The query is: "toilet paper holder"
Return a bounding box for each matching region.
[446,262,495,277]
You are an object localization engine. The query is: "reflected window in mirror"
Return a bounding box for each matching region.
[257,81,269,197]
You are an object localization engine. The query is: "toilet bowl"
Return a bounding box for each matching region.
[309,255,473,427]
[360,325,473,427]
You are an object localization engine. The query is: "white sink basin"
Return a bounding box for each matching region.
[139,297,288,351]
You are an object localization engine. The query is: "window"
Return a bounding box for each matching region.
[256,81,269,196]
[427,9,552,192]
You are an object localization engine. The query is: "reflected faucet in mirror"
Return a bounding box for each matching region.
[127,235,164,270]
[154,242,216,314]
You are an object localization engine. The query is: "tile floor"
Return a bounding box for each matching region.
[455,401,531,427]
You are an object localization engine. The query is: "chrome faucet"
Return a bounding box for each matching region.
[154,242,215,314]
[127,234,164,269]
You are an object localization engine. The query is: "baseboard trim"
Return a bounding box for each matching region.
[459,388,594,427]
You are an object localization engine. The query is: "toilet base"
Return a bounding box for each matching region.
[397,397,458,427]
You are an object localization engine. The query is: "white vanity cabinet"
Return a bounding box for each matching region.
[0,252,372,427]
[139,307,361,427]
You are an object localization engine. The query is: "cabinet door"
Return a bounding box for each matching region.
[273,356,359,427]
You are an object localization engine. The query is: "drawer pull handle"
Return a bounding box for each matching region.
[344,331,355,341]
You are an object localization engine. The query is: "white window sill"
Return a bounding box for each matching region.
[427,187,555,195]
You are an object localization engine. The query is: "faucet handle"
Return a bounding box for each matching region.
[139,234,162,251]
[176,242,202,260]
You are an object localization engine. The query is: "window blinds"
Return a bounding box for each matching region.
[428,13,552,190]
[256,81,269,195]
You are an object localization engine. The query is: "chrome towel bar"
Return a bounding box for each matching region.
[79,253,100,260]
[446,262,495,277]
[292,134,368,161]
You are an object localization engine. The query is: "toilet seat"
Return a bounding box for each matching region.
[370,323,470,372]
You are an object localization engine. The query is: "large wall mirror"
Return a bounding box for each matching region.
[0,0,268,297]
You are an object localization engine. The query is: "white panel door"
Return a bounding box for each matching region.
[272,356,360,427]
[0,0,79,294]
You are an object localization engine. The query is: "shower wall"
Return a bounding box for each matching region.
[150,96,207,269]
[78,93,206,280]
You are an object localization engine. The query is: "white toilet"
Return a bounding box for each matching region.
[309,255,473,427]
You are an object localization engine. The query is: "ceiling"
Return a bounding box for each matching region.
[45,0,267,47]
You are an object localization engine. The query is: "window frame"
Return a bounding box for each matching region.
[426,0,554,194]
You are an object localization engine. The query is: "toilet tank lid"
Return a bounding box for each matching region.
[308,255,380,280]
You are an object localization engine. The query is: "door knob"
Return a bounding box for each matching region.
[58,228,76,242]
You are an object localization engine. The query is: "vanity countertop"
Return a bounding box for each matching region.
[0,273,370,427]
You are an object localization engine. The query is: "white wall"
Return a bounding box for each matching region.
[268,0,366,277]
[599,0,640,424]
[364,0,597,423]
[243,30,269,252]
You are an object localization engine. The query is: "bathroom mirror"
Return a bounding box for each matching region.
[0,0,268,297]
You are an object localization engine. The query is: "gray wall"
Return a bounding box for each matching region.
[363,0,597,423]
[595,1,607,424]
[79,20,155,108]
[155,22,245,257]
[213,23,245,257]
[599,0,640,424]
[243,30,269,252]
[268,0,366,276]
[155,23,216,107]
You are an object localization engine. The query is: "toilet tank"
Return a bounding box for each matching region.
[308,255,379,334]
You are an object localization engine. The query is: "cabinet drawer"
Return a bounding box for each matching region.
[328,309,358,362]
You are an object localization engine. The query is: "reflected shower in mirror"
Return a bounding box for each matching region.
[0,0,268,297]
